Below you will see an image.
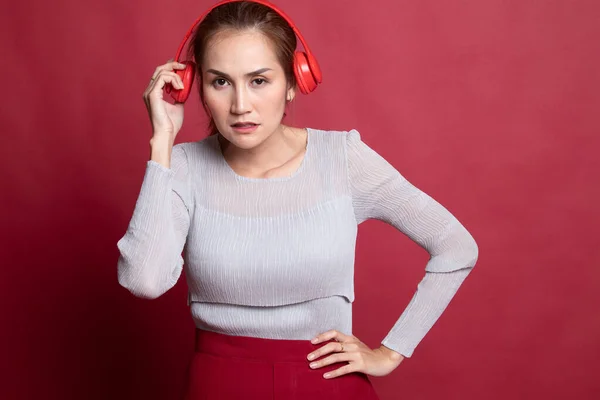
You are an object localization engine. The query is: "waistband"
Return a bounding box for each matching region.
[194,328,335,363]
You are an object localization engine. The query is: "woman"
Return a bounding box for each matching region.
[117,1,479,399]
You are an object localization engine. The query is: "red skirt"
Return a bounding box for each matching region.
[183,328,380,400]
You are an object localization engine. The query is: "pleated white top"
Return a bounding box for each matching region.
[117,128,479,357]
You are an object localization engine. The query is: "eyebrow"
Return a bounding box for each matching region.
[205,68,273,80]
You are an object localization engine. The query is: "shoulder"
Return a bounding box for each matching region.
[308,127,366,164]
[308,126,362,147]
[308,126,359,137]
[173,134,215,153]
[311,127,396,173]
[172,135,220,165]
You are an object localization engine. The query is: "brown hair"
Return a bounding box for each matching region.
[187,1,297,136]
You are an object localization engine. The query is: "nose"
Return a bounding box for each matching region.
[231,86,252,115]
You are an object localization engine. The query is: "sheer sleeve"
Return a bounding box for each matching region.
[117,144,193,299]
[345,129,479,357]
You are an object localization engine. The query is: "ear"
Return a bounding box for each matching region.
[286,86,296,103]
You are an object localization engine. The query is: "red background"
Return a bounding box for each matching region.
[2,0,599,399]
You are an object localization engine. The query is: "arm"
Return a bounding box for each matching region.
[116,144,193,299]
[345,129,479,358]
[379,268,473,359]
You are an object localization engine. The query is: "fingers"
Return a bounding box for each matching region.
[151,59,187,80]
[143,71,185,109]
[307,340,351,361]
[143,60,188,106]
[322,364,356,379]
[311,329,354,344]
[309,351,360,379]
[306,331,367,379]
[149,70,185,91]
[309,351,352,369]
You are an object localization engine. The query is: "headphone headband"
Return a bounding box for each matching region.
[165,0,321,101]
[174,0,314,62]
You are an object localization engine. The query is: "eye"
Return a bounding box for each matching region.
[212,78,229,88]
[252,78,268,86]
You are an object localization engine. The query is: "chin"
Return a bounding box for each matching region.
[221,133,262,151]
[220,125,274,149]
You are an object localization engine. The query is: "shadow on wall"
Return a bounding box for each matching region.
[12,188,194,400]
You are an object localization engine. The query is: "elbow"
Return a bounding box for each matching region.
[116,236,169,300]
[118,277,163,300]
[455,231,479,271]
[425,232,479,273]
[117,260,164,300]
[466,234,479,269]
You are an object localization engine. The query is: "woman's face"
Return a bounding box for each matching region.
[201,29,294,149]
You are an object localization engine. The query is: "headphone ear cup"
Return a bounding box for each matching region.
[305,53,322,85]
[166,61,196,103]
[294,51,317,94]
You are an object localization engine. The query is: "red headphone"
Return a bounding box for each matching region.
[165,0,322,103]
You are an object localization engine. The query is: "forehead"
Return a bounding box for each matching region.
[202,29,280,72]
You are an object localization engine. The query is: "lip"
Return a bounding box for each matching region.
[231,121,258,125]
[231,122,260,134]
